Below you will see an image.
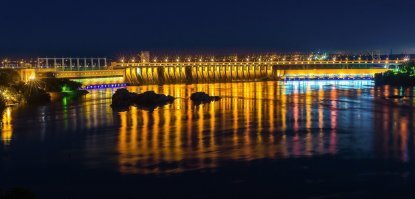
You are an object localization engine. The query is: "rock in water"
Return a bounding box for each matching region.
[133,91,175,107]
[190,92,221,104]
[111,89,133,108]
[111,89,175,109]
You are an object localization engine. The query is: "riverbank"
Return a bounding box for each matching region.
[375,71,415,87]
[0,69,88,108]
[375,61,415,87]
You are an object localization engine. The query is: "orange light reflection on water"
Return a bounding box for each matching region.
[1,108,12,146]
[4,81,412,175]
[116,82,348,174]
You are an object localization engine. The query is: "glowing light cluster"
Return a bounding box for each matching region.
[0,89,18,104]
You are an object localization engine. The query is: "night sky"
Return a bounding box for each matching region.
[1,0,414,57]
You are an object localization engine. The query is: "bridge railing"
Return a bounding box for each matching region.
[114,59,403,68]
[37,58,108,71]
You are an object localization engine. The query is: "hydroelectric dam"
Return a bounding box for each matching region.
[121,59,401,85]
[15,56,405,88]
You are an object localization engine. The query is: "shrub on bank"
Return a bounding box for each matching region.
[0,71,87,106]
[374,71,415,87]
[0,69,21,86]
[20,83,51,104]
[39,77,88,97]
[41,78,82,92]
[375,61,415,87]
[9,82,50,104]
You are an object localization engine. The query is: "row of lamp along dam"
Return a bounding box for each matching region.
[16,58,403,88]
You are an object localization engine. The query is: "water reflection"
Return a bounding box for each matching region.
[373,86,415,162]
[1,81,415,175]
[1,108,12,146]
[116,81,377,174]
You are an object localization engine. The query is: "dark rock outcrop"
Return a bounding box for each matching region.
[190,92,221,104]
[111,89,174,109]
[111,89,132,108]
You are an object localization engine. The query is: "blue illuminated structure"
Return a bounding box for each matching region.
[284,76,373,81]
[84,83,127,90]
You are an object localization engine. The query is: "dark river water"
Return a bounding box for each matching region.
[1,80,415,198]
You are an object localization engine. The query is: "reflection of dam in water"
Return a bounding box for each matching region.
[117,81,366,174]
[115,81,415,174]
[123,60,398,85]
[3,81,415,175]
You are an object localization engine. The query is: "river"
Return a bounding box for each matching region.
[1,80,415,198]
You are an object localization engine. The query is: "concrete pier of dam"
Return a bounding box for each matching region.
[123,61,394,85]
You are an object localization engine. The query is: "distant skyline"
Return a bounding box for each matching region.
[1,0,415,57]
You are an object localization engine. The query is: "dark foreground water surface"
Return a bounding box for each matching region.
[1,81,415,198]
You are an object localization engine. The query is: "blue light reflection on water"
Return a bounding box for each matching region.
[282,80,374,95]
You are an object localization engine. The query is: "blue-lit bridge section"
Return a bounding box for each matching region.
[122,60,402,85]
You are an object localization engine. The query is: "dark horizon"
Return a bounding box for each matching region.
[1,0,415,57]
